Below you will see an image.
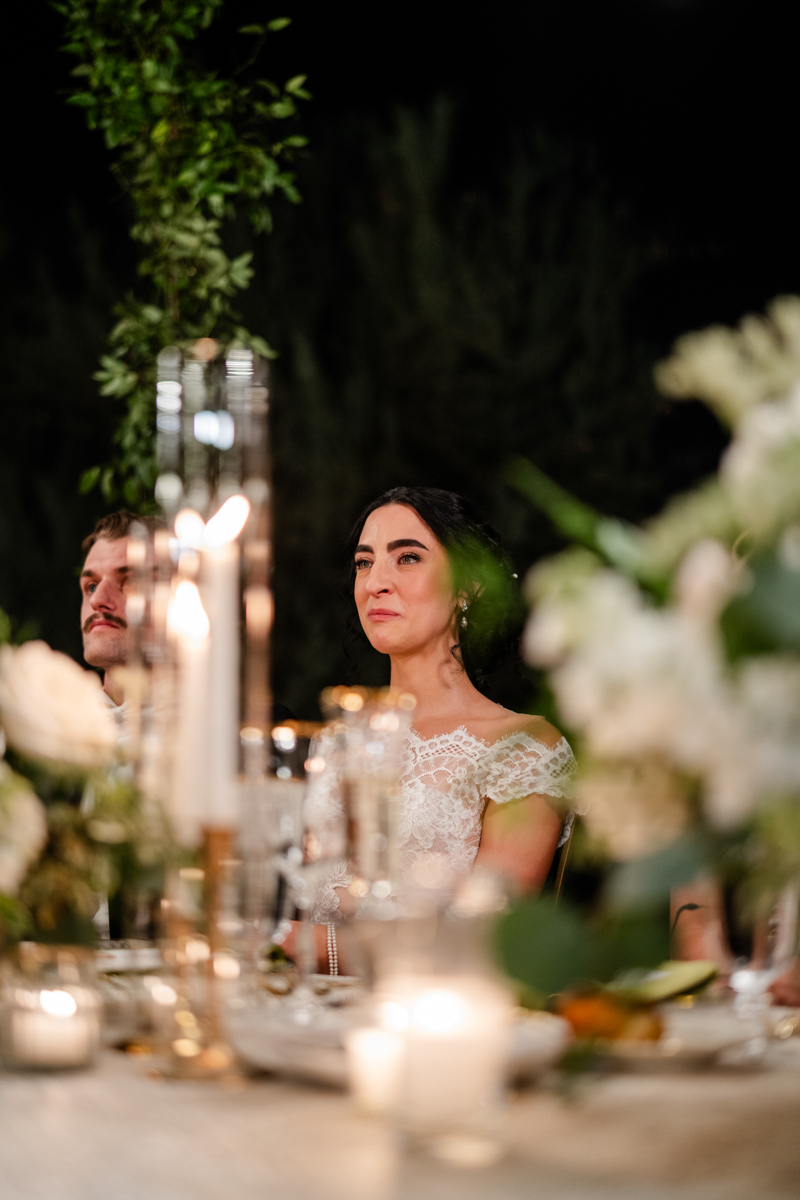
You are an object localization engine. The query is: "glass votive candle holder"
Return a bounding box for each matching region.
[376,973,512,1143]
[0,943,102,1070]
[344,1025,404,1115]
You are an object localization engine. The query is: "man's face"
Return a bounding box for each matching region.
[80,537,133,671]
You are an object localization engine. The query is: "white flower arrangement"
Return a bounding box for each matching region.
[0,641,116,770]
[524,297,800,856]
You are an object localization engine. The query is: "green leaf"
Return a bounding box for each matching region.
[507,456,601,546]
[79,466,101,494]
[285,74,307,93]
[590,911,671,981]
[66,93,97,108]
[123,477,141,507]
[507,455,658,591]
[722,548,800,657]
[267,17,291,31]
[265,98,296,120]
[0,895,33,943]
[245,333,277,360]
[101,467,116,501]
[604,833,709,912]
[495,896,592,999]
[238,24,264,34]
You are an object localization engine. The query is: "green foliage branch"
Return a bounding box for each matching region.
[55,0,308,505]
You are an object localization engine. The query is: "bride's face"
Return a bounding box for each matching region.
[354,504,457,656]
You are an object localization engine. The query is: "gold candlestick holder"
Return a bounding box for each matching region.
[156,827,241,1081]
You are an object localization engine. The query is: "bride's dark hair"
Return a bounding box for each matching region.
[344,486,522,687]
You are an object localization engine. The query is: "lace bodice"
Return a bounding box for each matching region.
[309,726,575,923]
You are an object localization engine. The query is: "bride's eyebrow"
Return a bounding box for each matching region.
[355,544,373,555]
[387,539,428,552]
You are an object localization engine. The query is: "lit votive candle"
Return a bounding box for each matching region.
[4,987,101,1070]
[376,975,512,1135]
[345,1026,404,1115]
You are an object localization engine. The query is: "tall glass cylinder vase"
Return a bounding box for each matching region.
[130,339,276,848]
[113,339,276,1078]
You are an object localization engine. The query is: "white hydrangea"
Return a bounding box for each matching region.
[655,296,800,428]
[720,384,800,540]
[0,641,116,769]
[0,763,47,895]
[704,658,800,827]
[523,545,782,829]
[524,297,800,840]
[526,559,732,771]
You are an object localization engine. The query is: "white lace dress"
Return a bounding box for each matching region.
[311,726,575,923]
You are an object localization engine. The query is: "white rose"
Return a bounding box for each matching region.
[0,641,116,769]
[0,763,47,895]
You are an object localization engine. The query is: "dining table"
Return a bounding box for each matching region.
[1,1034,799,1200]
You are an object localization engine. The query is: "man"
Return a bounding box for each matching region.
[80,509,294,720]
[80,511,163,705]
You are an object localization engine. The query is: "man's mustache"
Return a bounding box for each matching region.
[83,613,127,634]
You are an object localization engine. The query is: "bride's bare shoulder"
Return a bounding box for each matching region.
[481,705,564,749]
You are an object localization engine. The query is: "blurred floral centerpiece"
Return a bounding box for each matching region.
[522,296,800,934]
[0,637,171,948]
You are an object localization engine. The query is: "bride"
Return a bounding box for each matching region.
[294,486,575,965]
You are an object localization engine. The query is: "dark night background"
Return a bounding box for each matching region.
[0,0,797,715]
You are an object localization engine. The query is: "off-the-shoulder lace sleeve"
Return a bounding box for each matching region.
[311,858,350,925]
[479,733,576,806]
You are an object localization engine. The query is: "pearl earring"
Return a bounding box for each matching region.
[460,599,468,628]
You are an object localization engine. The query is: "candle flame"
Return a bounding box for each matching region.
[174,507,206,549]
[40,990,78,1018]
[204,494,250,547]
[272,725,297,751]
[168,581,210,640]
[411,990,467,1034]
[150,982,178,1007]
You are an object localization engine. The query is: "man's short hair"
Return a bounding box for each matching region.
[82,511,166,555]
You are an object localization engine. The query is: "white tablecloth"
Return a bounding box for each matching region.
[1,1043,799,1200]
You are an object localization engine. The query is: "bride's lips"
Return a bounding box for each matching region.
[367,608,400,622]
